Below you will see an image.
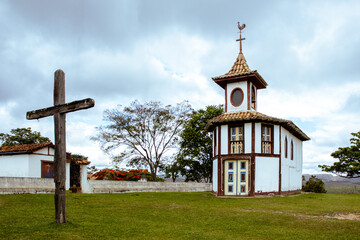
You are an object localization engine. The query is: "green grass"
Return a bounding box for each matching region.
[0,192,359,239]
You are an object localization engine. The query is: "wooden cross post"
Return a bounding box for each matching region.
[26,69,95,224]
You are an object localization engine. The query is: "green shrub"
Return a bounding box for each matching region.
[302,175,327,193]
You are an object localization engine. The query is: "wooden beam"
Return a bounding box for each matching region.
[26,98,95,120]
[54,69,67,224]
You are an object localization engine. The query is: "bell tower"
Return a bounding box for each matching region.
[212,23,267,112]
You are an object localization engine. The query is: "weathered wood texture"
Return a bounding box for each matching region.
[26,98,95,120]
[54,69,67,224]
[26,69,95,224]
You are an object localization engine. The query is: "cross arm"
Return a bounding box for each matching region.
[26,98,95,120]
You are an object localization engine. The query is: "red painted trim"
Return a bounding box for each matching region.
[225,85,228,112]
[228,124,245,154]
[279,127,282,193]
[250,122,256,196]
[218,126,223,196]
[247,81,251,110]
[261,124,274,154]
[230,88,244,107]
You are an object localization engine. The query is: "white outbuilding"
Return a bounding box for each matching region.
[0,142,89,191]
[205,25,310,197]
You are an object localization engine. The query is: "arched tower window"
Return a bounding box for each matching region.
[291,140,294,160]
[251,85,256,109]
[285,136,288,158]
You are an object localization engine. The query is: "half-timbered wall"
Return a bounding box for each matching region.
[280,127,303,191]
[212,159,218,192]
[255,156,279,192]
[226,82,248,112]
[244,123,251,153]
[220,125,228,155]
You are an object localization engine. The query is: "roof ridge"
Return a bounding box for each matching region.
[226,52,251,75]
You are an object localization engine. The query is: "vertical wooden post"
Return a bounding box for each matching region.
[54,69,67,224]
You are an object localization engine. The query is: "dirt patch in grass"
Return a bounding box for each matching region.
[325,213,360,221]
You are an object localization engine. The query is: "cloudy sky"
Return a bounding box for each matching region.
[1,0,359,174]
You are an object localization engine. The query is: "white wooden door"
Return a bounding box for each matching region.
[224,160,249,195]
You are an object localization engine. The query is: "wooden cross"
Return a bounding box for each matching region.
[26,69,95,224]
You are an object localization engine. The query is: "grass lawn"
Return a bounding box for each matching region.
[0,192,359,239]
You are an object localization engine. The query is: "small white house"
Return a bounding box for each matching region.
[205,26,310,197]
[0,142,89,190]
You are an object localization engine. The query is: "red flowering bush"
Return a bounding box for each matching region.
[93,168,151,181]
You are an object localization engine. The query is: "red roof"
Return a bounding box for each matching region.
[0,142,54,154]
[212,52,267,89]
[205,111,310,141]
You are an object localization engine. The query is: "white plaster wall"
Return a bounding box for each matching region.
[0,155,30,177]
[212,128,216,158]
[34,147,54,155]
[28,154,54,177]
[255,157,279,192]
[254,123,261,153]
[280,127,303,191]
[244,123,251,153]
[66,163,70,190]
[273,125,280,154]
[227,82,248,112]
[212,159,218,192]
[220,125,228,155]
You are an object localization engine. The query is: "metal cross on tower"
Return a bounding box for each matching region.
[26,69,95,224]
[236,22,246,53]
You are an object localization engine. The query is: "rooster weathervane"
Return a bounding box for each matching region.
[236,22,246,53]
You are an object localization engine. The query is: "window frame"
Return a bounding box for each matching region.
[229,124,245,154]
[230,88,244,107]
[251,85,256,109]
[261,124,274,154]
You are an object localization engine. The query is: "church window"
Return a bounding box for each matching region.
[261,125,273,154]
[240,185,246,193]
[291,140,294,160]
[230,88,244,107]
[228,162,234,170]
[285,136,288,158]
[228,185,233,192]
[230,125,244,154]
[251,85,256,109]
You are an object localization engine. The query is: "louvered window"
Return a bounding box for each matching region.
[230,126,244,154]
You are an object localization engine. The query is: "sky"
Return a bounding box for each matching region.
[0,0,359,174]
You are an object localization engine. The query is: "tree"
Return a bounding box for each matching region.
[302,175,327,193]
[93,100,192,181]
[0,127,50,146]
[178,105,224,183]
[160,160,182,182]
[319,131,360,178]
[87,165,99,175]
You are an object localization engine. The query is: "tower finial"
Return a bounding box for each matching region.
[236,22,246,53]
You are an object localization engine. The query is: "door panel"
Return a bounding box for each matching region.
[224,160,248,195]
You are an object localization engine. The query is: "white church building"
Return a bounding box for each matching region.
[205,24,310,197]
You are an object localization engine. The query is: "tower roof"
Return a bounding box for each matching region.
[226,52,251,75]
[205,111,310,141]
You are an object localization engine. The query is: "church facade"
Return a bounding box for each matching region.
[205,24,310,196]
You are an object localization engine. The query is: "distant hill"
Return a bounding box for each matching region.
[303,174,360,183]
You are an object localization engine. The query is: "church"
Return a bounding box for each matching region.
[205,23,310,197]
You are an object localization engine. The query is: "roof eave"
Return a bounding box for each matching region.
[212,71,267,90]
